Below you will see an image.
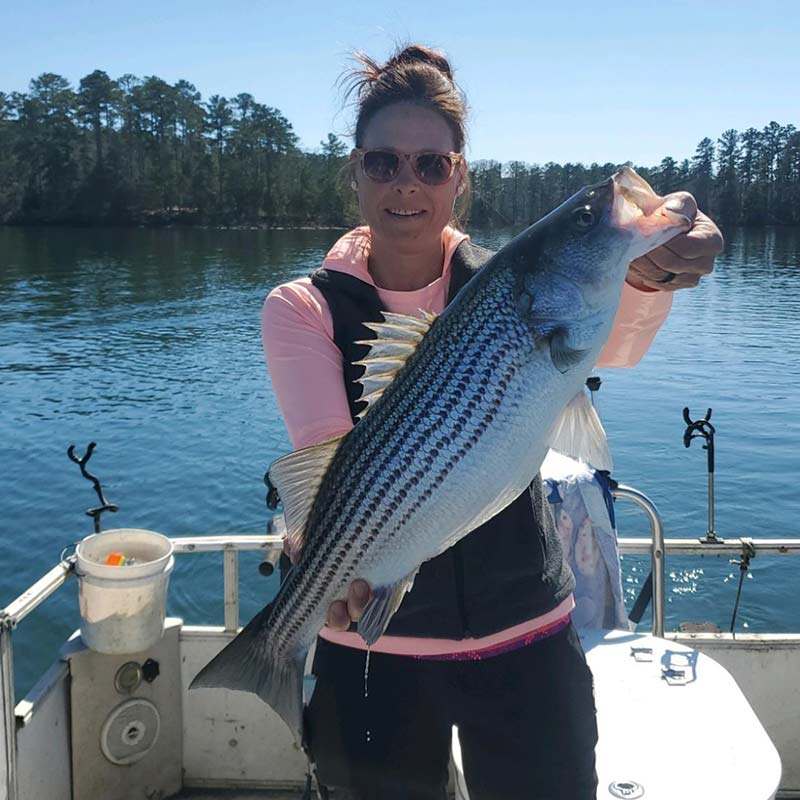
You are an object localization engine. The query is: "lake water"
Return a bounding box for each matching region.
[1,225,799,695]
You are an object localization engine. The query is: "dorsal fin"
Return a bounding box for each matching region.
[267,435,344,561]
[353,310,436,419]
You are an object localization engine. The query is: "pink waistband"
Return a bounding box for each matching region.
[318,595,575,659]
[416,614,571,661]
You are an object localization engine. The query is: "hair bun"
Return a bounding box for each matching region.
[344,42,468,153]
[385,45,454,83]
[349,44,455,94]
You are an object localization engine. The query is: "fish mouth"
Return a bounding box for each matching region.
[610,167,695,254]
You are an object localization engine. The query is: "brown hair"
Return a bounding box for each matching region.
[345,44,468,151]
[342,44,472,225]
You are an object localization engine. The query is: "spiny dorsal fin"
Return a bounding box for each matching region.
[352,310,437,419]
[267,435,344,561]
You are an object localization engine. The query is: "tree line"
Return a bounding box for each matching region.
[1,71,798,228]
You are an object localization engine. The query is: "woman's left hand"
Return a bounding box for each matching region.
[626,207,724,292]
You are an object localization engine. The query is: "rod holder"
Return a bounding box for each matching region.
[67,442,118,533]
[682,407,720,544]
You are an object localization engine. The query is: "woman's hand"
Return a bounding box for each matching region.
[626,205,724,292]
[326,579,372,631]
[284,537,372,631]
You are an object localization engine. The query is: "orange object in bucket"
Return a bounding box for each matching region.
[105,552,126,566]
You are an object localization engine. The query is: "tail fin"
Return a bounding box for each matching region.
[189,603,307,745]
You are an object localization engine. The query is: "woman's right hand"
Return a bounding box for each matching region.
[283,537,372,631]
[326,579,372,631]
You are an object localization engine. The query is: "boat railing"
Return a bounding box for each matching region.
[4,492,800,798]
[613,484,665,637]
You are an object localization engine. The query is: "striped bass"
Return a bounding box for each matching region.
[191,167,695,744]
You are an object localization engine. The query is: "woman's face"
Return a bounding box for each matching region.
[353,101,465,253]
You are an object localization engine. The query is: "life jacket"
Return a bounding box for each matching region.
[310,239,574,639]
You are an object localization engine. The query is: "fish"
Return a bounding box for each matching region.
[190,167,695,744]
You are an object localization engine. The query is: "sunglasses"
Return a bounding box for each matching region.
[354,149,463,186]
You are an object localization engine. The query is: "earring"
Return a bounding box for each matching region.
[350,181,358,191]
[456,185,465,196]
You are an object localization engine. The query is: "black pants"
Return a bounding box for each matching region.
[305,621,598,800]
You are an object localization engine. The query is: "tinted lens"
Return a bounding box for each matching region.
[362,151,400,182]
[414,153,453,185]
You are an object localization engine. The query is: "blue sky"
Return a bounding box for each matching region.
[2,0,798,166]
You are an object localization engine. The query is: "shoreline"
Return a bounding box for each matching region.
[1,220,352,232]
[3,221,800,233]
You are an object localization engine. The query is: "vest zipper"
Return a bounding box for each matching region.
[452,542,471,637]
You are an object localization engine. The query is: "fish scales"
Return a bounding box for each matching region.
[190,168,697,744]
[266,276,495,648]
[270,269,523,653]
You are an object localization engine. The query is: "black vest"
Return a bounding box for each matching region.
[310,240,574,638]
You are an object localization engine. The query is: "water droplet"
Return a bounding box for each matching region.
[365,730,372,743]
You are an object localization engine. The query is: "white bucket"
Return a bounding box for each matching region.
[75,529,174,655]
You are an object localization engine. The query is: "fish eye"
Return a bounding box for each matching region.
[574,206,595,229]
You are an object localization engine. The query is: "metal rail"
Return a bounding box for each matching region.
[172,534,283,554]
[5,529,800,635]
[613,484,666,637]
[5,530,799,635]
[2,559,76,630]
[0,625,16,800]
[223,550,239,632]
[618,538,800,556]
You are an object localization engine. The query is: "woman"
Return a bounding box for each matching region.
[263,45,722,800]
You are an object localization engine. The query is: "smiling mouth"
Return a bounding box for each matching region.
[386,208,426,217]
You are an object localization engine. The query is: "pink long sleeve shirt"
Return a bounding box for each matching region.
[262,226,672,657]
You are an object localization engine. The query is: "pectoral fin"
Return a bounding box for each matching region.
[549,329,590,373]
[267,435,344,561]
[549,390,613,471]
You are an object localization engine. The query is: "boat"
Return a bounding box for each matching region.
[2,471,796,800]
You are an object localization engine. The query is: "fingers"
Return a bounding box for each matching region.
[325,579,371,631]
[628,209,723,292]
[326,600,351,630]
[662,191,698,225]
[628,252,711,292]
[628,259,701,292]
[643,246,715,277]
[662,211,724,260]
[347,579,371,621]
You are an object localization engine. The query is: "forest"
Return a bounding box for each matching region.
[1,70,798,228]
